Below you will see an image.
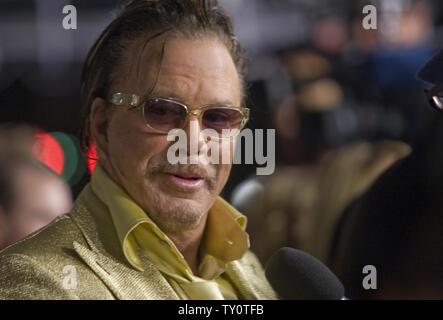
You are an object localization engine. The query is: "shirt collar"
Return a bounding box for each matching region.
[90,164,249,278]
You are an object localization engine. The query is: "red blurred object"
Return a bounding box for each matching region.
[87,141,97,174]
[32,132,65,175]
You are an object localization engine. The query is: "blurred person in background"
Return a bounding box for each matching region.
[0,124,73,250]
[234,48,411,265]
[417,48,443,112]
[329,113,443,299]
[308,138,411,263]
[327,45,443,299]
[335,0,435,144]
[231,0,437,266]
[276,47,333,165]
[299,1,436,148]
[232,49,338,263]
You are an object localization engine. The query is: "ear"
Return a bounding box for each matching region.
[90,97,110,161]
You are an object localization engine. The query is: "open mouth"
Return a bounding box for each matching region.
[164,173,205,190]
[170,173,203,180]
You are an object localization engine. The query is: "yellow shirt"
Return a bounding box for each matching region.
[90,164,250,300]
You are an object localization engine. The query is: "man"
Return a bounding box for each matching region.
[0,0,276,300]
[0,126,73,251]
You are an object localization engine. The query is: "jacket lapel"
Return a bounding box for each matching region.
[69,185,179,300]
[73,240,178,300]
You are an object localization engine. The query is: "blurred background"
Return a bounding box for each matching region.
[0,0,442,299]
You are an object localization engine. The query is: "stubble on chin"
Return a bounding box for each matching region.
[144,181,212,235]
[140,159,220,234]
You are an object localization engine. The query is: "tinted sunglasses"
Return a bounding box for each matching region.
[110,93,249,138]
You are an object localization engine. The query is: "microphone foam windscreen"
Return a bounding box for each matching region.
[265,247,345,300]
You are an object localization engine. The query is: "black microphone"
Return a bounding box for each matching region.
[265,247,345,300]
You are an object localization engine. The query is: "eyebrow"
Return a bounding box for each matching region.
[148,89,237,107]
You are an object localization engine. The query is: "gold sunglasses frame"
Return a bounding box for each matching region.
[110,92,250,136]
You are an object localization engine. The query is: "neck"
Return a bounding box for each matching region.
[166,214,208,277]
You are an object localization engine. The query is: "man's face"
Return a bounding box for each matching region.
[95,35,241,234]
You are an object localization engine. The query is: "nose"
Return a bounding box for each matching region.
[182,115,206,159]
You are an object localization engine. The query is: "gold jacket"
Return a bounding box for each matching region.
[0,184,276,300]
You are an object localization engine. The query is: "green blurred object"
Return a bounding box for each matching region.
[51,132,87,187]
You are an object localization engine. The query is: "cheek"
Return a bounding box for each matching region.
[107,118,168,170]
[107,122,138,158]
[213,139,234,189]
[216,164,232,187]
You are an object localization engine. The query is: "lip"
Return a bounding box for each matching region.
[163,173,205,191]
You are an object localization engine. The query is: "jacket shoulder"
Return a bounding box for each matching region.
[0,214,83,258]
[0,253,79,299]
[0,214,113,299]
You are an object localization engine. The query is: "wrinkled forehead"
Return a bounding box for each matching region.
[110,31,241,103]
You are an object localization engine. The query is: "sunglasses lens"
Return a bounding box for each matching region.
[143,99,186,131]
[202,108,244,133]
[143,98,246,135]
